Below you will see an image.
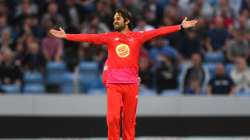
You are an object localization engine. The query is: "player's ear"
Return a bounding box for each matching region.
[125,19,130,25]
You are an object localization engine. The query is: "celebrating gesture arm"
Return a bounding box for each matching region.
[140,17,198,42]
[49,27,110,45]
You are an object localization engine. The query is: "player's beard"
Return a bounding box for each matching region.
[113,22,126,32]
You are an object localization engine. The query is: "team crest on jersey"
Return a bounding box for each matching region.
[115,44,130,58]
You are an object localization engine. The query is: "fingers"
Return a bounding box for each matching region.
[193,19,198,23]
[59,27,64,32]
[184,17,198,24]
[182,18,198,28]
[192,20,198,26]
[49,29,56,34]
[184,17,188,21]
[187,19,198,26]
[191,20,198,25]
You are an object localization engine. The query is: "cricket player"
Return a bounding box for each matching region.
[50,8,198,140]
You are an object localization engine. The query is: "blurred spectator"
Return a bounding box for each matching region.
[81,15,110,34]
[78,0,96,22]
[0,1,9,17]
[155,51,178,94]
[0,14,14,50]
[18,15,44,38]
[149,37,178,65]
[229,0,244,18]
[78,15,108,62]
[133,16,154,32]
[139,50,154,90]
[214,0,235,26]
[178,0,214,18]
[79,42,106,63]
[185,79,202,95]
[122,0,140,17]
[161,15,182,50]
[240,0,250,12]
[207,63,235,95]
[181,53,209,94]
[42,30,63,62]
[195,18,211,53]
[0,29,14,51]
[95,0,113,29]
[63,26,81,72]
[231,57,250,94]
[14,0,38,26]
[162,1,180,25]
[134,17,155,50]
[229,13,250,55]
[0,51,3,93]
[230,12,250,38]
[0,48,22,86]
[208,15,229,51]
[0,14,11,37]
[14,33,38,74]
[15,38,27,66]
[41,2,66,29]
[178,0,193,17]
[225,31,250,63]
[61,0,81,28]
[190,0,207,18]
[141,0,162,26]
[178,29,202,59]
[22,42,46,73]
[15,0,38,17]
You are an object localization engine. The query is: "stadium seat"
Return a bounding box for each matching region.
[61,85,74,94]
[79,61,99,71]
[235,91,250,96]
[225,63,235,75]
[46,61,66,85]
[60,72,76,94]
[79,61,99,92]
[23,84,45,94]
[161,90,182,96]
[87,89,106,96]
[46,61,66,73]
[204,52,224,63]
[178,62,191,73]
[46,74,64,85]
[24,71,43,84]
[139,87,157,96]
[204,63,216,76]
[80,75,104,93]
[1,84,21,94]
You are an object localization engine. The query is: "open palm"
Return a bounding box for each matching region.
[49,27,66,39]
[181,17,198,29]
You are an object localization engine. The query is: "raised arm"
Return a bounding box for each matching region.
[140,17,198,42]
[49,27,110,45]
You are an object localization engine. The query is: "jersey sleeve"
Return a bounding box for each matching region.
[65,33,110,45]
[139,25,181,43]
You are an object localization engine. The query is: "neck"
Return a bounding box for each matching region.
[120,26,130,34]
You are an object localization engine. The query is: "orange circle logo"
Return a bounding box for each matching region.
[115,44,130,58]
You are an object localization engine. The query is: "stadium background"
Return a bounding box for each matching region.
[0,0,250,139]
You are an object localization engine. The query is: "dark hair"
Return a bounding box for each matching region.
[114,8,134,29]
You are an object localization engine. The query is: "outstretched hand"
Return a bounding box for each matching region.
[181,17,198,29]
[49,27,66,39]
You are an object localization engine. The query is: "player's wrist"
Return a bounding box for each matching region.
[180,24,184,30]
[63,34,67,39]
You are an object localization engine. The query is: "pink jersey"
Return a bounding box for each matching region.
[66,25,181,84]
